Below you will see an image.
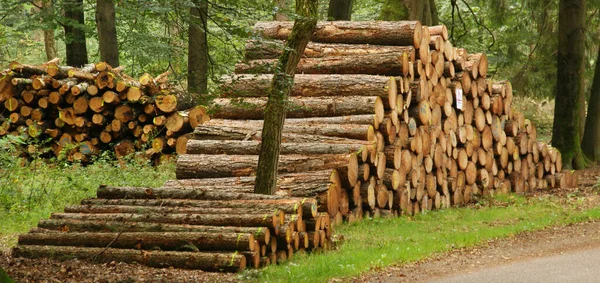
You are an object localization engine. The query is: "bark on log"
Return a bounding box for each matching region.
[186,140,363,155]
[198,121,373,141]
[254,21,423,48]
[192,126,372,144]
[19,231,255,251]
[36,219,270,243]
[235,54,408,76]
[176,154,353,178]
[97,185,287,201]
[13,245,246,272]
[208,96,385,120]
[220,74,389,98]
[244,40,415,60]
[50,212,280,229]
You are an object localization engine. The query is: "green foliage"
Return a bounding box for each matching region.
[0,267,14,283]
[246,194,600,282]
[0,137,175,243]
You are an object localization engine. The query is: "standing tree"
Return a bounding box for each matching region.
[327,0,353,20]
[96,0,119,67]
[552,0,587,169]
[188,0,209,95]
[40,0,58,60]
[582,44,600,162]
[254,0,318,195]
[63,0,88,67]
[379,0,438,26]
[274,0,289,20]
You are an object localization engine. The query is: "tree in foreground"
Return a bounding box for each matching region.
[552,0,587,169]
[328,0,353,20]
[582,42,600,162]
[63,0,88,67]
[96,0,119,67]
[254,0,318,195]
[188,0,209,95]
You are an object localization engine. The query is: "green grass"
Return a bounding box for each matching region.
[244,194,600,283]
[0,146,175,250]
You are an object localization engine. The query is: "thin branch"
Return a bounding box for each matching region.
[460,0,495,49]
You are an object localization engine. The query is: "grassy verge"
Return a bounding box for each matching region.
[244,194,600,282]
[0,150,175,250]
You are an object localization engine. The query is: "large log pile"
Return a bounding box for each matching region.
[183,20,578,220]
[0,59,205,162]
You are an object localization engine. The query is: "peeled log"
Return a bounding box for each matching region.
[19,231,255,251]
[176,154,353,179]
[244,40,415,60]
[220,74,389,98]
[186,140,363,155]
[254,21,423,48]
[209,96,385,120]
[13,245,245,272]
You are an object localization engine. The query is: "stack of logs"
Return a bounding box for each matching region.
[177,20,578,221]
[13,183,330,271]
[0,59,206,162]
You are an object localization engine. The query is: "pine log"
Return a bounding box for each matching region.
[254,21,423,48]
[50,212,280,229]
[13,245,246,272]
[192,126,373,144]
[235,54,408,76]
[220,74,389,98]
[209,96,385,120]
[82,198,316,219]
[176,153,353,179]
[199,119,374,140]
[97,185,286,201]
[186,140,362,155]
[19,231,255,251]
[244,40,415,60]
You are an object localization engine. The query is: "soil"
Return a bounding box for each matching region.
[1,169,599,282]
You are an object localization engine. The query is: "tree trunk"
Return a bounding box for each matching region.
[13,245,246,272]
[327,0,353,20]
[582,41,600,161]
[63,0,88,67]
[552,0,587,169]
[42,0,58,61]
[274,0,289,20]
[188,0,208,96]
[254,21,422,48]
[95,0,119,67]
[258,0,350,197]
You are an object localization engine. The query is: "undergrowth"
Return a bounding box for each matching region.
[0,136,175,249]
[244,194,600,282]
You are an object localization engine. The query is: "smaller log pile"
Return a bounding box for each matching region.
[13,183,332,272]
[0,59,206,162]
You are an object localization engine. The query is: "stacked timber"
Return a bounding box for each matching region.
[180,20,577,221]
[13,184,330,271]
[0,59,205,162]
